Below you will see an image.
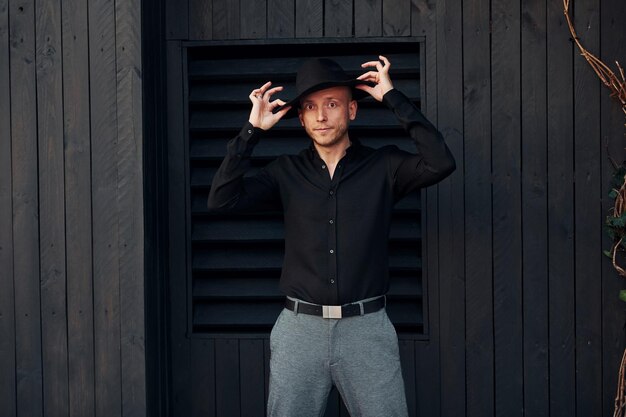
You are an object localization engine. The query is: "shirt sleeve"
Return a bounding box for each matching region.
[382,89,456,200]
[207,122,281,213]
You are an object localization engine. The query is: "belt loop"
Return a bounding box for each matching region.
[359,301,364,316]
[294,299,299,315]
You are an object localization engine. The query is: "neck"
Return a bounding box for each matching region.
[313,136,351,179]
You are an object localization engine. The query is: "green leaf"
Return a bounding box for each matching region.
[604,249,614,258]
[619,290,626,303]
[609,189,619,199]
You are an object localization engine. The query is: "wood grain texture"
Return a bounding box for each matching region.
[62,0,96,414]
[241,0,267,39]
[191,339,215,417]
[355,0,381,37]
[462,0,493,415]
[382,0,410,36]
[215,339,240,416]
[520,0,549,415]
[268,0,294,38]
[601,1,626,414]
[296,0,322,37]
[10,0,44,415]
[492,0,523,416]
[36,0,69,416]
[165,0,188,39]
[213,0,240,39]
[89,0,122,414]
[573,0,602,415]
[547,0,576,415]
[189,0,212,40]
[116,0,146,415]
[240,339,266,417]
[410,0,434,36]
[325,0,352,37]
[435,0,465,415]
[0,0,16,414]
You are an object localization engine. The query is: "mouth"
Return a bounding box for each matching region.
[314,127,332,132]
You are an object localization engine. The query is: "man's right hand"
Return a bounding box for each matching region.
[248,82,291,130]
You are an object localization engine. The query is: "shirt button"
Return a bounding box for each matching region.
[330,279,335,284]
[322,165,326,169]
[329,190,334,196]
[329,219,334,224]
[329,249,334,254]
[247,129,252,134]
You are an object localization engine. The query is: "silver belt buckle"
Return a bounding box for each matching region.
[322,305,343,319]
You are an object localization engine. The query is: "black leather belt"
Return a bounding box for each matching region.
[284,296,386,319]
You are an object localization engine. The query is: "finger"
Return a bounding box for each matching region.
[357,71,379,82]
[360,60,381,69]
[264,86,284,99]
[272,105,292,119]
[379,55,390,67]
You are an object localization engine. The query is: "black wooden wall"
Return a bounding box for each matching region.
[162,0,626,416]
[2,0,625,416]
[0,0,145,416]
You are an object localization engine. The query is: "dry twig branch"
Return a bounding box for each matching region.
[563,1,626,416]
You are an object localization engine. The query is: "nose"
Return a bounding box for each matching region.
[316,107,327,122]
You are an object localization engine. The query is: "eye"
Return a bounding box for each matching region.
[304,103,315,111]
[328,102,337,108]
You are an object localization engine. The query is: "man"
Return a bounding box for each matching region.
[208,56,455,417]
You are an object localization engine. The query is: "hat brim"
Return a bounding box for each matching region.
[273,80,376,119]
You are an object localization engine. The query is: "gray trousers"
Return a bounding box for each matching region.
[267,300,409,417]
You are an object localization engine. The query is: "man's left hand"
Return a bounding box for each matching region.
[355,55,394,102]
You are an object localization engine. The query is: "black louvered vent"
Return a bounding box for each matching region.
[187,42,425,335]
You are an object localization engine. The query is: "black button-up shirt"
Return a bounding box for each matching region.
[208,89,455,305]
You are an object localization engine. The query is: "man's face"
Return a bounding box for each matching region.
[298,86,357,149]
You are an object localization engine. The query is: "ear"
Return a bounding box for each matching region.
[349,100,357,121]
[298,109,305,126]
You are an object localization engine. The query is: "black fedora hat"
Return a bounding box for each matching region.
[275,58,375,119]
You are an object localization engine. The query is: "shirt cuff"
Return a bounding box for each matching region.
[239,122,265,142]
[381,88,406,109]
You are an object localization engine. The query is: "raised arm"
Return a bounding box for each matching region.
[207,83,291,212]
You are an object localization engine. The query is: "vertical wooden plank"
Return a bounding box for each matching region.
[241,0,266,39]
[324,0,352,37]
[520,0,549,416]
[492,0,523,416]
[212,0,239,40]
[399,340,416,416]
[547,0,575,415]
[267,0,294,38]
[36,0,69,416]
[10,0,44,415]
[116,0,146,415]
[165,0,188,39]
[189,0,212,40]
[240,339,266,417]
[0,0,16,414]
[463,0,493,415]
[295,0,322,38]
[264,339,271,409]
[355,0,381,37]
[215,339,240,416]
[168,40,192,417]
[573,0,602,416]
[411,0,434,37]
[191,339,215,417]
[436,0,464,415]
[601,1,626,414]
[89,0,122,414]
[382,0,410,36]
[63,0,96,415]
